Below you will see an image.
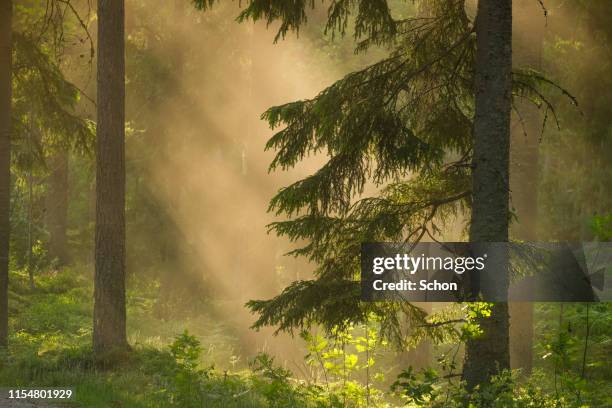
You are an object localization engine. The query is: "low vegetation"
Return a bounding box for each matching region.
[2,266,609,407]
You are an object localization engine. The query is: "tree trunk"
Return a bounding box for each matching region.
[46,150,70,266]
[462,0,512,389]
[508,0,545,375]
[93,0,128,354]
[27,162,33,289]
[0,0,12,348]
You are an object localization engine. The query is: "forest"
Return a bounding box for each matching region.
[0,0,611,407]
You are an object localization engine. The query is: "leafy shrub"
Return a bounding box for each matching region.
[391,368,583,407]
[16,293,89,335]
[300,323,391,407]
[249,352,309,407]
[590,214,612,240]
[391,367,439,405]
[157,330,212,407]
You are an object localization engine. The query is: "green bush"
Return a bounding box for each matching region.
[157,330,212,407]
[17,293,89,335]
[390,367,588,407]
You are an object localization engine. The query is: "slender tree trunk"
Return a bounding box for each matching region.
[27,163,33,289]
[0,0,12,348]
[46,150,70,266]
[509,0,545,375]
[93,0,128,354]
[462,0,512,389]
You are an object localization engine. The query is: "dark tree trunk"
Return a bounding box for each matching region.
[93,0,128,354]
[0,0,12,348]
[509,0,545,375]
[463,0,512,389]
[46,150,70,266]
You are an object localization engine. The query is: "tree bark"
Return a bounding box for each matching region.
[46,150,70,266]
[0,0,12,348]
[93,0,128,354]
[462,0,512,389]
[508,0,545,375]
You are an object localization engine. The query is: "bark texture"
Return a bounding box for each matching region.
[0,0,12,348]
[46,151,70,265]
[462,0,512,388]
[93,0,128,354]
[508,0,545,375]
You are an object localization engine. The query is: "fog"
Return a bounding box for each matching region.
[119,0,370,363]
[98,0,609,367]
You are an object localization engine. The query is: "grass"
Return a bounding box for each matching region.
[2,267,386,407]
[0,267,265,407]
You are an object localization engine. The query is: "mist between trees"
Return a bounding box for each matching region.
[0,0,610,407]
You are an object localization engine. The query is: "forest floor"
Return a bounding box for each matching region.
[0,266,249,407]
[2,266,610,407]
[1,266,394,407]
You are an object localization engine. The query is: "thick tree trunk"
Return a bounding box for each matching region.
[462,0,512,389]
[46,151,70,266]
[508,0,545,375]
[93,0,128,354]
[0,0,12,348]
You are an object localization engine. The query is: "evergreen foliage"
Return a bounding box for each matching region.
[12,32,94,163]
[245,0,474,340]
[8,2,94,271]
[241,0,570,343]
[12,0,95,159]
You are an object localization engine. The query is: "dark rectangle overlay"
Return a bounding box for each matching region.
[361,242,612,302]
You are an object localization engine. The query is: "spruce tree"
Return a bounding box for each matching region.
[461,0,512,388]
[195,0,571,386]
[236,0,477,344]
[0,0,12,348]
[10,3,94,285]
[0,0,99,348]
[94,0,128,354]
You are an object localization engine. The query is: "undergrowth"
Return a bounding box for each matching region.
[1,266,609,407]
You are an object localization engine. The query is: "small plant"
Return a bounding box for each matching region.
[391,367,439,405]
[250,352,306,407]
[460,302,492,339]
[589,214,612,240]
[160,330,211,407]
[301,320,389,407]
